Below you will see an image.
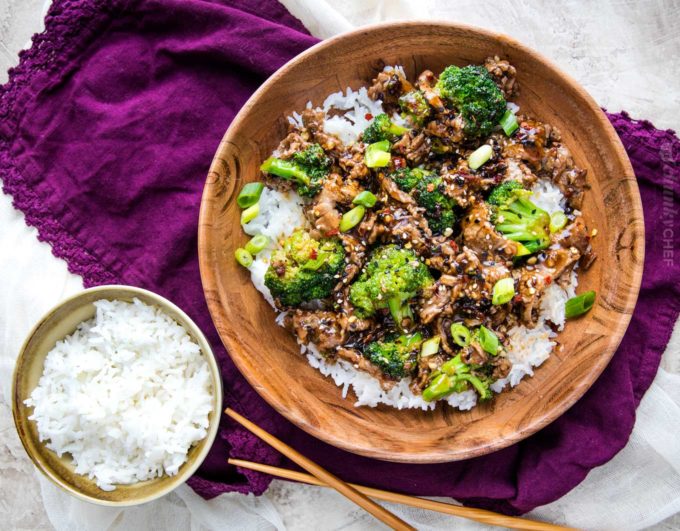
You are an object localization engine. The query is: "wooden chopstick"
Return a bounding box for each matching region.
[228,457,577,531]
[224,408,415,531]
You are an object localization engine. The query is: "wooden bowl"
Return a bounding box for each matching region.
[198,22,644,462]
[12,285,223,505]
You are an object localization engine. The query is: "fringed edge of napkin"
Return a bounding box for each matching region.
[0,0,135,288]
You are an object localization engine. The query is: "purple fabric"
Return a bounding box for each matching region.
[2,0,679,515]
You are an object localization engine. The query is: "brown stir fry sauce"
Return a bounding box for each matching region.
[260,57,596,403]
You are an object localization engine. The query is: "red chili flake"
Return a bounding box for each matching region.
[513,294,522,303]
[365,113,373,121]
[326,228,339,236]
[310,249,318,260]
[545,275,552,285]
[393,157,406,168]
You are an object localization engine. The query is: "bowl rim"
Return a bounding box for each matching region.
[11,284,224,506]
[198,21,644,462]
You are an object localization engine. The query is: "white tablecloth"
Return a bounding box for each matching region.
[1,1,679,529]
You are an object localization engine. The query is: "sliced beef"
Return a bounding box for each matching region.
[460,202,518,259]
[484,55,519,98]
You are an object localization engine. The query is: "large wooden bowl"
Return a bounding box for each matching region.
[198,22,644,462]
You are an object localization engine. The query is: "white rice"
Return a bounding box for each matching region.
[243,187,309,307]
[24,298,213,490]
[252,80,578,410]
[530,178,567,214]
[288,66,404,146]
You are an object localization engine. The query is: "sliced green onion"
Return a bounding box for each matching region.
[565,290,596,319]
[240,203,259,225]
[550,211,568,233]
[400,332,423,349]
[234,248,253,268]
[499,109,519,136]
[237,182,264,208]
[365,140,391,168]
[477,325,499,355]
[339,205,366,232]
[450,323,471,347]
[353,190,377,208]
[420,336,441,358]
[468,144,493,170]
[245,234,269,255]
[492,277,515,305]
[422,373,453,402]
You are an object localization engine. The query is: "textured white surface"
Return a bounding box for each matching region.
[1,1,679,530]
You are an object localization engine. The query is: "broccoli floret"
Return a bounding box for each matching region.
[390,167,428,192]
[398,91,431,126]
[362,114,408,144]
[488,180,524,206]
[363,332,423,378]
[264,230,345,306]
[349,245,433,327]
[413,173,457,234]
[260,144,331,197]
[435,65,506,138]
[488,181,551,252]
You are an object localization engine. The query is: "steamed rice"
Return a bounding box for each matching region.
[24,298,213,490]
[247,79,578,411]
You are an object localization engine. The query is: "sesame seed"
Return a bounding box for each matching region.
[591,228,598,237]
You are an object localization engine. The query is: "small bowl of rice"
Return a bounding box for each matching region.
[11,285,222,506]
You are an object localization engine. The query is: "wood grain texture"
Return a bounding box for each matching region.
[198,22,644,463]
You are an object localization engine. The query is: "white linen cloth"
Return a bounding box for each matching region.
[1,1,679,529]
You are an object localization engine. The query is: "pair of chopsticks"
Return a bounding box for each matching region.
[225,408,574,530]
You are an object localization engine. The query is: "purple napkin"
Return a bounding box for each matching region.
[2,0,679,515]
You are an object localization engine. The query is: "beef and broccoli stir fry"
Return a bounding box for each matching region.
[234,56,597,406]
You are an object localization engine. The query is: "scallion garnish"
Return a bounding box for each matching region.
[492,277,515,305]
[234,248,253,268]
[353,190,378,208]
[499,109,519,136]
[245,234,269,255]
[237,182,264,208]
[240,203,260,225]
[550,211,568,233]
[477,325,499,355]
[420,336,441,358]
[450,323,471,347]
[565,290,596,319]
[468,144,493,170]
[365,140,391,168]
[339,205,366,232]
